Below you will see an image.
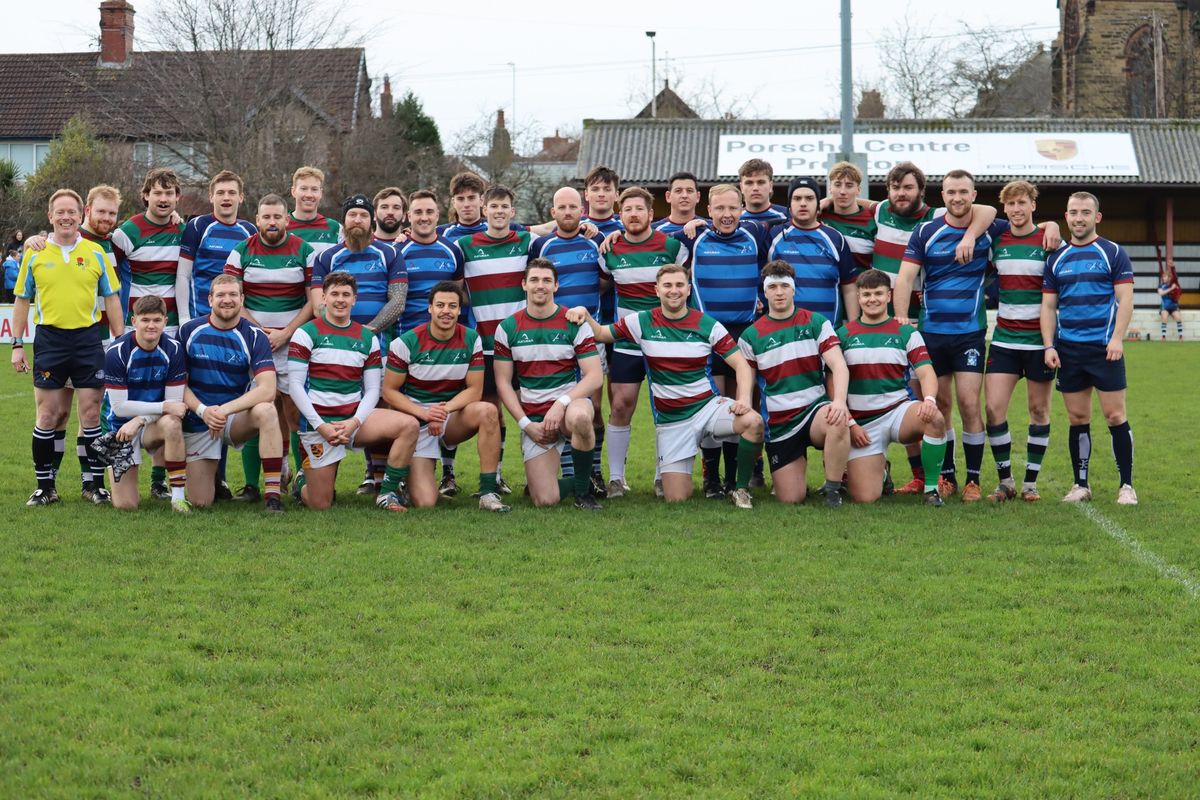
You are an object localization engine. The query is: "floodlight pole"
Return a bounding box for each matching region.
[647,31,657,118]
[507,61,516,135]
[834,0,867,193]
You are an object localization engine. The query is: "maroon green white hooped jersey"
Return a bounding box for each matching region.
[111,214,184,328]
[739,308,839,442]
[872,200,944,292]
[288,316,381,429]
[225,233,315,330]
[455,229,533,355]
[609,307,736,425]
[991,224,1047,350]
[601,231,689,355]
[837,317,931,424]
[387,323,484,412]
[494,306,597,421]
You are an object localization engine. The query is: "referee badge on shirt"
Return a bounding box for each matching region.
[77,257,86,270]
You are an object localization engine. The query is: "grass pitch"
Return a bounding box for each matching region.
[1,341,1198,798]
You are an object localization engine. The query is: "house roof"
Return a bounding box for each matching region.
[0,47,367,140]
[577,117,1200,186]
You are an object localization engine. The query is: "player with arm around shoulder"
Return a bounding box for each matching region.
[567,264,764,507]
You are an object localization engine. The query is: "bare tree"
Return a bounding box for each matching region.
[625,61,761,120]
[872,18,1047,119]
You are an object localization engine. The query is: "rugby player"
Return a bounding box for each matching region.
[494,258,603,509]
[739,260,851,507]
[984,181,1056,503]
[895,170,1005,502]
[102,295,189,512]
[382,281,509,512]
[176,170,255,326]
[288,272,419,512]
[599,187,689,497]
[839,269,947,506]
[224,193,316,502]
[1042,192,1137,505]
[179,275,284,511]
[568,264,764,507]
[530,186,609,497]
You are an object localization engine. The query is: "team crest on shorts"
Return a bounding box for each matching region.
[966,348,980,367]
[310,443,324,458]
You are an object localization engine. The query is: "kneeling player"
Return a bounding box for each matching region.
[382,282,509,512]
[839,269,947,505]
[494,259,604,509]
[102,296,190,512]
[738,261,851,506]
[568,264,764,507]
[288,272,418,511]
[180,274,285,511]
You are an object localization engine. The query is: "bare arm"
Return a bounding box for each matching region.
[1108,282,1134,360]
[893,263,920,323]
[1040,292,1060,369]
[381,369,431,422]
[493,358,525,424]
[10,297,30,372]
[841,284,859,324]
[565,306,614,344]
[104,294,125,338]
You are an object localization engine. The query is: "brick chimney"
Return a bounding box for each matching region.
[381,75,393,117]
[99,0,135,68]
[496,109,506,129]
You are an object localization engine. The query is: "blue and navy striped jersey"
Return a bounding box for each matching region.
[101,331,187,431]
[584,215,623,323]
[742,204,789,225]
[180,214,256,316]
[311,242,408,329]
[397,236,465,333]
[767,223,858,324]
[653,217,703,236]
[903,218,1006,335]
[530,231,606,318]
[178,316,275,433]
[1044,236,1134,345]
[437,220,526,239]
[676,222,772,326]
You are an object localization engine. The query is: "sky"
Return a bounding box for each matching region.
[6,0,1062,151]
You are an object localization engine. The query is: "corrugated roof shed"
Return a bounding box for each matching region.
[577,118,1200,186]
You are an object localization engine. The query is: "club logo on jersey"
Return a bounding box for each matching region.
[76,257,87,270]
[1036,139,1078,161]
[965,348,980,367]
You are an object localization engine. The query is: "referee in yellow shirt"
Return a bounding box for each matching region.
[11,189,124,506]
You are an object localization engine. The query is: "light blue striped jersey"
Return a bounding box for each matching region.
[530,231,606,318]
[311,242,407,329]
[676,222,771,326]
[903,218,1006,335]
[180,214,256,316]
[178,316,274,433]
[397,236,465,334]
[767,222,858,324]
[1044,236,1134,345]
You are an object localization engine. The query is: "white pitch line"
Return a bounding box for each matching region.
[1076,502,1200,599]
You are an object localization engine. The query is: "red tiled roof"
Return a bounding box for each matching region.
[0,48,366,139]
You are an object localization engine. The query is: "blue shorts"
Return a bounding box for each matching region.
[922,330,987,377]
[986,343,1055,383]
[609,349,646,384]
[32,323,106,390]
[1162,299,1180,313]
[1055,340,1126,393]
[709,321,750,379]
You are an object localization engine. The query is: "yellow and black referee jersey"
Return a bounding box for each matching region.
[15,236,121,329]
